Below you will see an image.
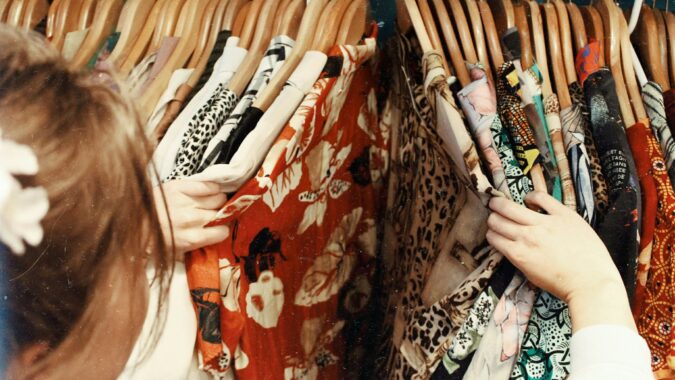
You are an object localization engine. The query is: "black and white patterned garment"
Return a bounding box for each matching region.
[165,86,239,180]
[642,81,675,188]
[197,35,295,172]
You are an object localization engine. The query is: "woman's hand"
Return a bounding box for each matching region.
[486,191,636,332]
[154,180,229,256]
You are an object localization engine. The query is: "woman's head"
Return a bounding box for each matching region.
[0,25,171,378]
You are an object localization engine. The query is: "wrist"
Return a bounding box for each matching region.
[567,277,636,333]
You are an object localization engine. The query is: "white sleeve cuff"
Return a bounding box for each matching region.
[569,324,653,380]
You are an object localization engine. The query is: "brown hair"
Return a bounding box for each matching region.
[0,25,173,379]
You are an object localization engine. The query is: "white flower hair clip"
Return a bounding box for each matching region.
[0,132,49,255]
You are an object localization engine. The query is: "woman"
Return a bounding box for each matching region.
[0,25,653,379]
[0,25,227,379]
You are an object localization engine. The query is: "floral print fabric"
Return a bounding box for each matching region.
[185,39,384,379]
[626,122,675,376]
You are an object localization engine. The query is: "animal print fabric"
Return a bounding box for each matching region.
[375,35,499,379]
[166,87,238,180]
[570,81,609,219]
[626,122,675,376]
[185,38,383,379]
[642,81,675,190]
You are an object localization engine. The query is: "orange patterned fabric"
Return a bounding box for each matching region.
[185,38,386,379]
[626,122,675,376]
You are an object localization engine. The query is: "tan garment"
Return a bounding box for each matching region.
[149,83,194,147]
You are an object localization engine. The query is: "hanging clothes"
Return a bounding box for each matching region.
[642,82,675,190]
[575,42,641,297]
[185,37,384,379]
[626,121,675,376]
[198,35,296,170]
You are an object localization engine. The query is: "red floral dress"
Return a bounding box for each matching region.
[185,36,387,379]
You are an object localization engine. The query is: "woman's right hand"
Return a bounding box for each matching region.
[486,191,636,333]
[154,180,230,256]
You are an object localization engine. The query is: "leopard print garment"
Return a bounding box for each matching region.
[570,82,608,216]
[165,86,239,180]
[375,33,498,380]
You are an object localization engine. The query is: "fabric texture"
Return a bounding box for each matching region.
[545,95,577,209]
[62,28,89,61]
[496,62,543,176]
[146,68,194,137]
[376,34,498,379]
[185,38,382,379]
[642,81,675,190]
[126,37,179,96]
[568,325,654,380]
[457,65,511,198]
[199,35,295,170]
[151,36,246,182]
[563,87,596,224]
[515,62,563,200]
[190,51,328,192]
[150,83,194,147]
[576,44,641,298]
[626,122,675,376]
[570,81,609,220]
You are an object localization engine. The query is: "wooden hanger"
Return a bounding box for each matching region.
[225,0,280,96]
[402,0,433,52]
[465,0,493,80]
[542,2,571,108]
[514,1,533,69]
[666,4,675,87]
[21,0,49,29]
[566,1,588,54]
[237,0,264,49]
[313,0,351,52]
[0,0,12,22]
[595,0,635,127]
[553,0,577,84]
[138,0,210,120]
[632,4,668,90]
[148,0,185,55]
[52,0,83,51]
[527,0,547,78]
[77,0,97,29]
[487,0,514,35]
[106,0,156,67]
[186,0,219,68]
[70,0,124,68]
[118,0,167,75]
[418,0,450,74]
[618,4,648,122]
[232,1,250,36]
[653,7,670,87]
[580,5,604,66]
[222,0,247,31]
[6,0,27,26]
[252,0,328,112]
[478,0,504,69]
[278,0,303,38]
[449,0,479,64]
[186,0,229,88]
[45,0,62,38]
[272,0,291,34]
[432,0,470,85]
[335,0,367,46]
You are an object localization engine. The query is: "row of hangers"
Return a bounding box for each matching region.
[0,0,369,122]
[400,0,674,192]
